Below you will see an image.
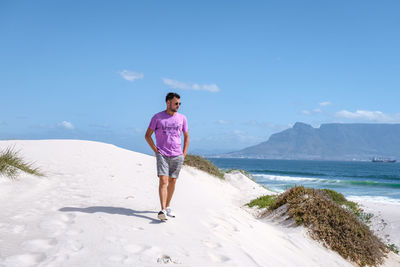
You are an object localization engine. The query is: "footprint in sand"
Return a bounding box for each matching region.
[131,226,145,231]
[35,200,51,209]
[59,213,76,224]
[202,240,222,249]
[106,236,128,244]
[46,253,70,266]
[39,213,75,235]
[12,211,37,220]
[71,194,90,200]
[3,253,46,267]
[22,238,57,252]
[12,224,26,234]
[201,221,219,229]
[66,240,83,252]
[207,252,230,263]
[39,219,67,236]
[107,255,128,263]
[123,244,152,254]
[66,229,83,236]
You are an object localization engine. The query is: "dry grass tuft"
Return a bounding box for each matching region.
[183,154,224,179]
[260,186,387,266]
[0,147,43,179]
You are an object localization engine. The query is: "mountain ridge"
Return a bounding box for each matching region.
[223,122,400,161]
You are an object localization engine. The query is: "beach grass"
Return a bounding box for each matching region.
[0,147,43,179]
[183,154,225,179]
[247,195,277,208]
[251,186,387,266]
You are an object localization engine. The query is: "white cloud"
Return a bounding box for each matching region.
[319,101,331,106]
[162,78,220,93]
[59,121,75,130]
[302,108,323,115]
[120,70,144,82]
[233,129,244,135]
[217,120,230,125]
[335,110,400,122]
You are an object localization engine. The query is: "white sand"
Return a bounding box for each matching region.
[359,201,400,248]
[0,140,399,267]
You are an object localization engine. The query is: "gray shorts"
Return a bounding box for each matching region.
[156,152,184,178]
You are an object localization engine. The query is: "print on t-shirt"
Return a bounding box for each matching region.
[162,122,183,136]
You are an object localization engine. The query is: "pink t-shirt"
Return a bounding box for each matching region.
[148,111,188,157]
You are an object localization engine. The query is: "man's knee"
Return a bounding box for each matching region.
[159,175,169,186]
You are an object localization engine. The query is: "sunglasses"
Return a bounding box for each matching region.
[174,102,182,106]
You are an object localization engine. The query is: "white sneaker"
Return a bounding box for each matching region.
[166,207,176,218]
[157,210,167,221]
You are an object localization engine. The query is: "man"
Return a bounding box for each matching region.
[145,92,189,221]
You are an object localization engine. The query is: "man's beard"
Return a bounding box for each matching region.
[169,104,178,112]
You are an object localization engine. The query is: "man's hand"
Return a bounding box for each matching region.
[145,128,158,156]
[182,131,189,159]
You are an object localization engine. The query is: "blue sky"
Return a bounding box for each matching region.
[1,0,400,155]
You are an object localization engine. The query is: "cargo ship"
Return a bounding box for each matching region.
[372,157,396,163]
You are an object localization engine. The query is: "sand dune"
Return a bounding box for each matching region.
[0,140,399,266]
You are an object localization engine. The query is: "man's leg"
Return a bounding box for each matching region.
[166,177,177,208]
[158,175,169,210]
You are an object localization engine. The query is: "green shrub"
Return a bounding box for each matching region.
[322,188,347,203]
[387,244,399,254]
[247,195,277,209]
[261,186,387,266]
[0,147,43,179]
[183,155,224,179]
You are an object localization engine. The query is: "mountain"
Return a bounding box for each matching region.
[224,122,400,161]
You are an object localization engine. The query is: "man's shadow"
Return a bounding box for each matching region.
[59,206,164,224]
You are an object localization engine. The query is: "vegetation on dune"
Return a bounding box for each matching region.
[321,189,373,225]
[387,244,399,254]
[247,195,277,209]
[0,147,43,179]
[183,154,225,179]
[249,186,388,267]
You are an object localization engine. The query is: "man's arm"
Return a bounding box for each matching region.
[145,128,158,156]
[182,131,190,158]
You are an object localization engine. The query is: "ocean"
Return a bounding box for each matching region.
[207,158,400,204]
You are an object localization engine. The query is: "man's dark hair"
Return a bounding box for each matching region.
[166,92,180,102]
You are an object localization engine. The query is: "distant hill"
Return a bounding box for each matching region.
[223,122,400,161]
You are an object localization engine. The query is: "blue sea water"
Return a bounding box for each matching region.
[207,158,400,204]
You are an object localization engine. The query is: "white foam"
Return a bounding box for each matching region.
[347,195,400,205]
[252,174,320,182]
